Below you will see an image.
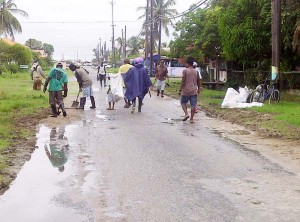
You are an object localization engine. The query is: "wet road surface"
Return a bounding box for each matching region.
[1,68,300,222]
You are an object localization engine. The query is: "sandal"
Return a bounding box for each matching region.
[182,116,190,121]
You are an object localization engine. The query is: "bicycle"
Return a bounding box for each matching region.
[250,78,280,105]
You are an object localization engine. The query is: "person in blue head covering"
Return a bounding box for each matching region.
[123,57,152,113]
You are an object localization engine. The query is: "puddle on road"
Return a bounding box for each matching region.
[0,124,91,222]
[161,117,182,125]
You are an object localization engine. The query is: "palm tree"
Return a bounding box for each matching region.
[0,0,28,41]
[127,36,144,56]
[137,0,177,58]
[115,37,123,60]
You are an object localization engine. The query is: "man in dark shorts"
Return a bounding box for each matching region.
[179,57,201,123]
[43,63,68,117]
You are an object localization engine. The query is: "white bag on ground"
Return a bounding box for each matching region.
[221,87,263,108]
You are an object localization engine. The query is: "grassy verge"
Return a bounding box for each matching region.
[0,72,49,181]
[163,77,300,140]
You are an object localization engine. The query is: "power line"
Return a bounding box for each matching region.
[21,20,142,24]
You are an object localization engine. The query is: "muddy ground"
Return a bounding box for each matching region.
[0,95,299,195]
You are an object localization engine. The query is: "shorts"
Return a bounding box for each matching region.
[181,94,197,108]
[107,93,115,102]
[82,86,94,97]
[99,74,106,81]
[49,91,63,105]
[156,80,165,90]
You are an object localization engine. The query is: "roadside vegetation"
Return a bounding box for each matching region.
[163,78,300,140]
[0,72,49,182]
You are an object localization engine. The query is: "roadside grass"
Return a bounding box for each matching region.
[163,78,300,139]
[106,67,119,73]
[0,72,49,177]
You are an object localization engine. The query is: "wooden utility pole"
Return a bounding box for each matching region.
[121,29,124,59]
[158,0,162,62]
[145,0,150,70]
[124,25,127,58]
[271,0,281,83]
[150,0,154,77]
[111,0,116,67]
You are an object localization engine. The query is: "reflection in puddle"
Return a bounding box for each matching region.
[0,124,88,222]
[44,127,69,173]
[161,117,182,124]
[96,114,108,121]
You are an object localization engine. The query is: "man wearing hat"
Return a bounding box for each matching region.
[43,63,68,117]
[69,63,96,109]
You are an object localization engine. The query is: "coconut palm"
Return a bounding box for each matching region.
[137,0,178,57]
[0,0,28,40]
[115,37,123,60]
[127,36,144,56]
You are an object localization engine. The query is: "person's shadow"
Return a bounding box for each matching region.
[44,127,69,173]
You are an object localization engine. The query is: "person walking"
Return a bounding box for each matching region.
[118,58,133,108]
[124,57,152,113]
[97,62,107,89]
[179,57,201,123]
[192,61,203,113]
[155,60,169,97]
[69,63,96,109]
[43,63,68,117]
[31,60,46,90]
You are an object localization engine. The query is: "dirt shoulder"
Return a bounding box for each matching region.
[0,95,81,195]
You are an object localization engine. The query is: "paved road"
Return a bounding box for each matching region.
[0,67,300,222]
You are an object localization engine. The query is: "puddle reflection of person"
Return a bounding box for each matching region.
[44,127,69,172]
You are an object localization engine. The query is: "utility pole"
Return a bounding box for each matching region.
[124,25,127,58]
[111,0,116,67]
[158,0,162,62]
[99,37,102,63]
[271,0,281,84]
[145,0,149,70]
[121,29,124,59]
[150,0,154,77]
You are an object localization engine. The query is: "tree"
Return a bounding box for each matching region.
[0,0,28,40]
[8,43,32,65]
[43,43,54,58]
[126,36,144,56]
[25,39,43,50]
[137,0,177,55]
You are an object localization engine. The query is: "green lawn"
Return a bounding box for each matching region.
[0,72,49,176]
[164,78,300,129]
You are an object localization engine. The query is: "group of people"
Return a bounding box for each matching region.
[36,56,202,123]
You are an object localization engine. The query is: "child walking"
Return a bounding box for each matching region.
[106,76,116,110]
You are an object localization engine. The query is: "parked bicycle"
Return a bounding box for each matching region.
[250,78,280,104]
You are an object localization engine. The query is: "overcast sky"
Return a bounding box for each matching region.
[13,0,201,61]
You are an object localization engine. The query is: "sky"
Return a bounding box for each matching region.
[12,0,201,61]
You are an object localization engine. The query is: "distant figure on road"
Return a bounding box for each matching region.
[69,63,96,109]
[31,60,46,90]
[124,57,152,113]
[97,62,107,89]
[179,57,201,123]
[43,62,68,117]
[155,60,169,98]
[118,58,133,108]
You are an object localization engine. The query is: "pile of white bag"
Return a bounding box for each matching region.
[221,86,263,108]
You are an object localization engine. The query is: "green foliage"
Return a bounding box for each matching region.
[0,73,48,151]
[0,0,28,40]
[170,0,300,73]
